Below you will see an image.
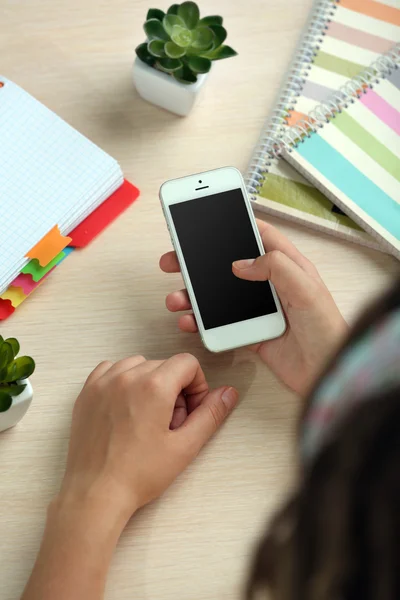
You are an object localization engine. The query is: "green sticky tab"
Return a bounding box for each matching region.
[22,251,66,282]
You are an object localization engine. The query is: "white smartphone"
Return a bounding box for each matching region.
[160,167,286,352]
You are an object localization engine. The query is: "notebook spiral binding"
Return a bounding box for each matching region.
[275,44,400,156]
[246,0,340,196]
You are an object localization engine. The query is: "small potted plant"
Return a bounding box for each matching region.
[133,2,237,116]
[0,336,35,433]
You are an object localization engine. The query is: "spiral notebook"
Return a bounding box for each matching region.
[279,46,400,258]
[246,0,400,250]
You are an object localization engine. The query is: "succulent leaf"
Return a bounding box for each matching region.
[0,383,26,397]
[163,14,185,36]
[136,42,156,66]
[5,338,20,359]
[5,356,35,382]
[165,41,186,59]
[208,25,227,49]
[171,25,193,48]
[192,26,214,50]
[167,3,179,15]
[146,8,165,21]
[204,44,237,61]
[156,57,183,73]
[173,64,198,84]
[178,2,200,29]
[0,342,13,373]
[144,18,170,41]
[186,55,212,74]
[0,392,12,413]
[199,15,223,26]
[148,39,166,57]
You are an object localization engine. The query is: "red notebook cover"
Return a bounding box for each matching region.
[69,179,140,247]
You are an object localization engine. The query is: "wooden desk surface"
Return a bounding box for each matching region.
[0,1,398,598]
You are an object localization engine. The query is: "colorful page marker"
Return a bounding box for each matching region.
[9,273,37,296]
[1,247,74,319]
[11,269,55,295]
[27,225,72,267]
[0,299,15,320]
[1,286,27,308]
[0,178,138,318]
[69,180,140,247]
[22,248,72,282]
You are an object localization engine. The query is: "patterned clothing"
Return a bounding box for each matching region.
[301,307,400,463]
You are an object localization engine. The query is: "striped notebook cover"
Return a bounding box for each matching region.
[246,0,399,250]
[280,47,400,258]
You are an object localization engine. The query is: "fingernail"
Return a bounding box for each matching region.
[221,387,239,410]
[233,259,256,270]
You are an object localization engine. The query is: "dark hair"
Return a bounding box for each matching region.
[247,280,400,600]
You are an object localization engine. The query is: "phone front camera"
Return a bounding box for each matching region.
[199,180,202,184]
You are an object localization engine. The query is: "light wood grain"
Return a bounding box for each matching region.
[0,1,398,598]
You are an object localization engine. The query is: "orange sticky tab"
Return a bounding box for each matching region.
[27,225,72,267]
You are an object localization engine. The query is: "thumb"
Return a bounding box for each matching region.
[179,386,239,457]
[233,250,318,305]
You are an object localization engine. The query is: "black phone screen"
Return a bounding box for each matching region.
[169,188,277,330]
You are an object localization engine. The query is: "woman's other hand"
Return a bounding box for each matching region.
[22,353,238,600]
[59,353,238,525]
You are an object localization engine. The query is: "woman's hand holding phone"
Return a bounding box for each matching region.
[160,221,348,396]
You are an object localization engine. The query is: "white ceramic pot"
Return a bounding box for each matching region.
[132,57,209,117]
[0,379,33,433]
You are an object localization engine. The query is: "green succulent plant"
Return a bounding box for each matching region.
[0,336,35,413]
[136,2,237,84]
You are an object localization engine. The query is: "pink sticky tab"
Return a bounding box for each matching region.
[11,268,56,295]
[11,273,37,295]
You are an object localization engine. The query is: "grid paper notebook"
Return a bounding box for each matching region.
[280,46,400,258]
[246,0,400,250]
[0,77,124,294]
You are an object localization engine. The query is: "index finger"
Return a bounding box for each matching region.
[160,251,180,273]
[258,222,320,277]
[154,353,209,399]
[159,219,269,274]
